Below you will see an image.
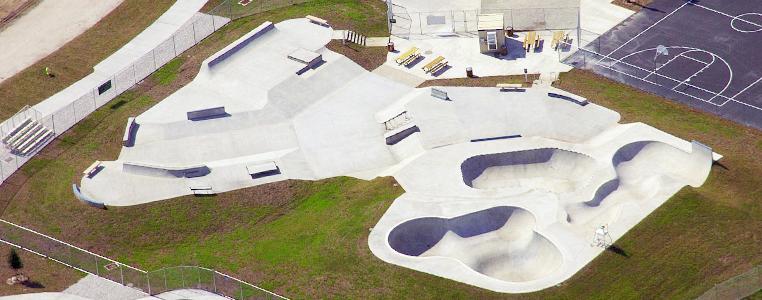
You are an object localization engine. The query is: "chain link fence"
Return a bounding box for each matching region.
[697,265,762,300]
[389,6,579,38]
[0,219,286,299]
[557,28,602,64]
[205,0,312,21]
[0,11,230,186]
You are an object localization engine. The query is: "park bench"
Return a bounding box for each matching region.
[496,83,523,91]
[306,15,329,27]
[422,56,447,74]
[395,47,420,66]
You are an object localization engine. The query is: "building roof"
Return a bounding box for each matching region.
[477,13,504,30]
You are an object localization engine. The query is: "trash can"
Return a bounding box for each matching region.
[387,41,395,52]
[466,67,473,78]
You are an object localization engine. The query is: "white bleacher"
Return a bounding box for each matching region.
[1,118,54,156]
[1,118,32,144]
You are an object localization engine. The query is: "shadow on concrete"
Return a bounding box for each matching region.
[712,160,729,170]
[431,64,453,77]
[624,0,666,13]
[405,55,426,68]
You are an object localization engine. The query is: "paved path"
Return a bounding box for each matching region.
[0,0,125,83]
[62,275,146,300]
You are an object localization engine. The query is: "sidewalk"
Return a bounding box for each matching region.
[0,0,124,83]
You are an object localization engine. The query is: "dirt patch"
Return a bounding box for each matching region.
[418,74,537,88]
[326,40,388,71]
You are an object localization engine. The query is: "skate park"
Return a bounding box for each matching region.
[73,16,718,293]
[2,0,762,297]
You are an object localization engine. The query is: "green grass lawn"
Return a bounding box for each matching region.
[1,0,761,299]
[746,289,762,300]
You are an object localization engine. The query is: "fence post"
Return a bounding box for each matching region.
[192,22,198,45]
[181,266,186,288]
[163,268,168,292]
[91,89,97,112]
[146,272,152,295]
[240,283,244,300]
[95,256,100,276]
[212,272,217,294]
[119,264,125,285]
[418,12,422,35]
[197,267,201,288]
[152,49,158,72]
[172,34,178,58]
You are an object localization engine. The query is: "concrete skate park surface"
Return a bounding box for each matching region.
[77,18,717,292]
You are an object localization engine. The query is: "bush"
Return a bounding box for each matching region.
[8,249,23,272]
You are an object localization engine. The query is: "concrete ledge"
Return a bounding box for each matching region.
[247,162,281,179]
[123,162,210,178]
[547,92,588,106]
[385,125,421,145]
[189,185,215,195]
[72,184,106,209]
[122,117,138,147]
[187,106,228,121]
[82,161,103,178]
[470,134,522,143]
[206,21,275,68]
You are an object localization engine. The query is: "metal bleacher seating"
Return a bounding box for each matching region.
[1,118,54,156]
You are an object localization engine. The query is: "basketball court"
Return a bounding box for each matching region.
[564,0,762,129]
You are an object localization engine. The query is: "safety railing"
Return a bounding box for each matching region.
[0,218,287,299]
[696,265,762,300]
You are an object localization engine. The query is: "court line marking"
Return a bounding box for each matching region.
[612,46,733,103]
[671,54,715,92]
[597,1,690,64]
[575,45,735,105]
[730,76,762,101]
[692,3,762,27]
[642,49,710,81]
[589,51,762,111]
[573,2,762,113]
[730,13,762,33]
[594,62,723,106]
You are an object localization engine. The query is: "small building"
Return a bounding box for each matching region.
[477,13,505,54]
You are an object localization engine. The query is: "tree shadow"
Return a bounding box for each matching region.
[606,244,630,258]
[625,0,666,13]
[22,281,45,289]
